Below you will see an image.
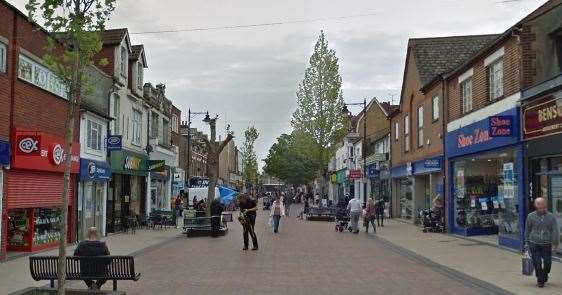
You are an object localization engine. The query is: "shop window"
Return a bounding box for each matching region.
[461,78,473,113]
[452,149,519,239]
[417,106,424,147]
[0,42,6,73]
[132,109,142,145]
[404,115,409,152]
[488,58,504,101]
[432,96,439,121]
[87,119,102,151]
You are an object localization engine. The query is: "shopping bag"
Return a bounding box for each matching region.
[522,249,534,276]
[268,217,274,228]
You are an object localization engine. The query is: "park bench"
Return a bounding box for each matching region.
[306,207,336,221]
[183,210,230,237]
[29,256,141,291]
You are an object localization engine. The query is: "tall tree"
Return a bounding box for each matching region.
[291,31,347,195]
[241,126,259,188]
[263,132,318,185]
[26,1,115,293]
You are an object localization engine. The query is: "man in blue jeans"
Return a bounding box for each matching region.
[347,197,362,234]
[525,197,559,288]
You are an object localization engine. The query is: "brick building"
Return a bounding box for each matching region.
[443,0,562,249]
[390,35,497,220]
[1,0,81,259]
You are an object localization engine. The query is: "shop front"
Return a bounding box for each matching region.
[108,150,148,233]
[77,158,111,240]
[522,82,562,253]
[446,108,524,249]
[149,160,171,211]
[0,139,11,259]
[391,157,443,222]
[4,129,80,253]
[336,169,346,202]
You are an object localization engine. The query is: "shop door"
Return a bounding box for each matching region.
[549,176,562,250]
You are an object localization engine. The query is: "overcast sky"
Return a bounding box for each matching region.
[10,0,546,169]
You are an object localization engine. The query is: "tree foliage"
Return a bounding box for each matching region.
[241,126,259,185]
[290,31,346,189]
[263,132,318,185]
[26,1,115,294]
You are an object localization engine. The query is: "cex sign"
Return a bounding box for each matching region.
[12,128,80,173]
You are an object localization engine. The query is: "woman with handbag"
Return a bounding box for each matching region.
[364,198,377,233]
[270,195,285,233]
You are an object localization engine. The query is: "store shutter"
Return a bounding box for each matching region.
[6,170,75,209]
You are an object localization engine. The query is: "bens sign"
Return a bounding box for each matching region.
[12,129,80,173]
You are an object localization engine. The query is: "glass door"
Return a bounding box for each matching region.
[549,175,562,253]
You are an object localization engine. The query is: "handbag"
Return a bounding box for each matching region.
[522,249,534,276]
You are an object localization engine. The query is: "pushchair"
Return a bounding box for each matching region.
[334,208,351,232]
[419,208,445,233]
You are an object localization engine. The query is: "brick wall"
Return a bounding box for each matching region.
[391,50,444,168]
[447,36,521,122]
[0,2,14,140]
[95,46,115,77]
[356,99,391,149]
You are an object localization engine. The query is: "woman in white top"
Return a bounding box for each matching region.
[270,195,286,233]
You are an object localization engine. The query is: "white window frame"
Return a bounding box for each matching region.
[417,106,424,148]
[171,115,179,133]
[0,42,6,73]
[86,119,103,153]
[120,47,127,77]
[132,109,142,146]
[432,96,439,121]
[461,78,473,114]
[394,122,399,141]
[404,115,410,152]
[488,58,504,101]
[137,62,143,90]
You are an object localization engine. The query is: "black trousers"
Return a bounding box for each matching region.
[211,216,221,237]
[530,243,552,284]
[243,215,258,248]
[84,279,107,289]
[365,217,376,233]
[376,212,384,226]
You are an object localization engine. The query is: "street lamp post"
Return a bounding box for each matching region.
[186,109,208,201]
[343,98,368,207]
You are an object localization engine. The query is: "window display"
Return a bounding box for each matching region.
[33,208,62,246]
[7,207,63,251]
[453,149,519,237]
[8,209,31,249]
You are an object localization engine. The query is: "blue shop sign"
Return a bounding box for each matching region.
[0,140,10,166]
[489,116,514,137]
[80,158,112,181]
[106,135,122,151]
[424,157,441,169]
[446,108,520,159]
[367,165,379,178]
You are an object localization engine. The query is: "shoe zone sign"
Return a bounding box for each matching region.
[446,108,519,158]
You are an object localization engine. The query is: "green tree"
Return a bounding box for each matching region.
[263,132,318,185]
[241,126,259,187]
[26,1,115,293]
[291,31,346,194]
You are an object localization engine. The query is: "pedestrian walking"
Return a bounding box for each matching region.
[375,199,385,227]
[238,194,259,250]
[270,195,285,233]
[347,197,362,234]
[364,198,377,233]
[74,227,111,290]
[284,193,293,217]
[524,197,559,288]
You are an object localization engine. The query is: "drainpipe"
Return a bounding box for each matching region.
[441,77,449,232]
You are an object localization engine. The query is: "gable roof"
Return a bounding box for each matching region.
[410,34,500,88]
[131,45,148,67]
[101,28,128,45]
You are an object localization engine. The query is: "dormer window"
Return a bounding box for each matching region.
[120,47,127,77]
[137,62,143,90]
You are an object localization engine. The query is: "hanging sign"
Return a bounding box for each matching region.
[106,135,122,151]
[348,170,363,180]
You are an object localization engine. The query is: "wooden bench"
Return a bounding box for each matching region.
[30,256,141,291]
[306,207,337,221]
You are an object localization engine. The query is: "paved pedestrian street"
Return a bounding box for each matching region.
[106,206,504,295]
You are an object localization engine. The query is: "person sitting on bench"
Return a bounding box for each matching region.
[74,227,111,290]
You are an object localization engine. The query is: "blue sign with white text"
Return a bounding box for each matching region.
[79,158,112,181]
[106,135,122,151]
[367,165,379,178]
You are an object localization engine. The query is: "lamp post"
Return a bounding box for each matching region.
[186,109,208,197]
[342,98,368,207]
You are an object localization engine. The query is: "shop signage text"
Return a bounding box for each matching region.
[457,128,492,149]
[489,116,513,137]
[349,170,363,180]
[12,129,80,173]
[79,158,111,181]
[523,95,562,139]
[424,158,441,169]
[106,135,122,151]
[124,156,143,170]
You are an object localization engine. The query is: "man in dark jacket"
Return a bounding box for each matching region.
[74,227,110,290]
[210,198,225,237]
[525,198,560,288]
